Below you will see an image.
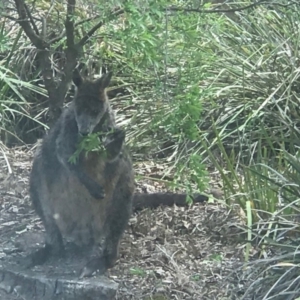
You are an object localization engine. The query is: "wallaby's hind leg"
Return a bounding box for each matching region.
[79,180,133,278]
[79,246,106,278]
[28,218,64,267]
[79,238,120,278]
[26,189,65,268]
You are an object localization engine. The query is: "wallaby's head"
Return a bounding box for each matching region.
[72,69,113,136]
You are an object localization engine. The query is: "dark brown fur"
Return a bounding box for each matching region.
[132,191,220,211]
[29,70,135,277]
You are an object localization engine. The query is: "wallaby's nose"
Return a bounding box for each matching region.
[79,131,89,137]
[77,121,92,136]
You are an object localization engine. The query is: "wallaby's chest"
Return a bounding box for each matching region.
[82,151,120,186]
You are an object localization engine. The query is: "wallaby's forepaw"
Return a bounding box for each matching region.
[88,182,105,200]
[112,128,125,140]
[104,128,125,161]
[106,128,125,146]
[79,257,107,278]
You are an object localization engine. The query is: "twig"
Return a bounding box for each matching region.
[49,30,65,44]
[75,15,100,27]
[45,0,56,20]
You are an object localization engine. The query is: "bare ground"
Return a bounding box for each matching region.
[0,147,247,300]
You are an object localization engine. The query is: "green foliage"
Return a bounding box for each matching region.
[196,1,300,163]
[238,151,300,299]
[190,274,201,281]
[2,0,300,205]
[208,253,223,262]
[0,32,9,53]
[172,152,209,204]
[153,84,203,140]
[68,130,113,164]
[0,63,47,145]
[0,0,212,198]
[117,1,165,67]
[129,267,147,277]
[3,0,300,298]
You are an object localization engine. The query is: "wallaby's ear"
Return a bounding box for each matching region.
[97,71,113,89]
[73,69,83,87]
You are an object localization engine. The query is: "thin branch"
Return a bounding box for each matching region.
[49,30,65,44]
[24,2,39,35]
[77,9,124,47]
[49,15,101,44]
[50,9,125,45]
[45,0,56,19]
[2,14,19,21]
[167,1,287,14]
[75,15,100,27]
[65,0,75,48]
[14,0,48,49]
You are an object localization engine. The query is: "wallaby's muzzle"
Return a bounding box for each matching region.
[76,114,97,136]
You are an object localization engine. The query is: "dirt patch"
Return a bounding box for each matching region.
[0,148,246,299]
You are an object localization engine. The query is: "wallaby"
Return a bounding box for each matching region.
[29,69,135,277]
[28,69,222,278]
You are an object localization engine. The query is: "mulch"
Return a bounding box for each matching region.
[0,147,248,299]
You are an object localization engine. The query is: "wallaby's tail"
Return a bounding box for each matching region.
[132,189,222,212]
